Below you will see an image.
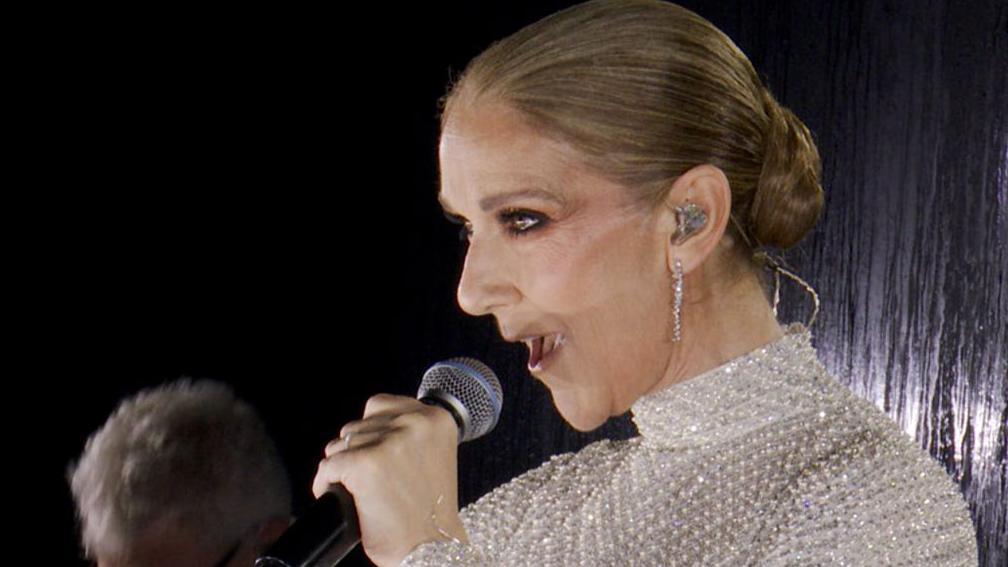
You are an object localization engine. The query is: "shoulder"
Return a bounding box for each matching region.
[796,364,975,525]
[754,376,978,564]
[459,437,630,519]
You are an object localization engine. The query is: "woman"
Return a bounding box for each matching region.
[312,1,979,565]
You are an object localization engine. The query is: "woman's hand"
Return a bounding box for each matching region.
[312,393,468,566]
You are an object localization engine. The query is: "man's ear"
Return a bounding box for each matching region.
[257,515,293,548]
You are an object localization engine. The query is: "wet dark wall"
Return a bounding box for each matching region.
[48,1,1004,565]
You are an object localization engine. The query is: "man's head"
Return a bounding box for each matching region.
[68,378,291,566]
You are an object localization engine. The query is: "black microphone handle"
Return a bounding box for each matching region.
[255,484,360,567]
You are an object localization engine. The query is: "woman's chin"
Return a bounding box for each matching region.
[550,389,610,432]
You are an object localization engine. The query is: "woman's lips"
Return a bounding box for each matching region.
[528,333,564,372]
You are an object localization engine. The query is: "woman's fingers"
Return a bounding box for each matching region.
[326,395,445,457]
[362,393,416,419]
[311,393,466,565]
[337,414,395,440]
[323,428,395,458]
[312,450,345,498]
[313,437,376,497]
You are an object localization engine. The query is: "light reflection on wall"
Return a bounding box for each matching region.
[772,62,1006,562]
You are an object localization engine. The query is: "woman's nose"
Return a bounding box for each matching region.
[456,238,519,317]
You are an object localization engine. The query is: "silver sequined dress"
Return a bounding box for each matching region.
[402,322,978,566]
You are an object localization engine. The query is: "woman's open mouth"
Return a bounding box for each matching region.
[527,333,565,372]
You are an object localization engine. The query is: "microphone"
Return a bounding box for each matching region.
[255,357,503,567]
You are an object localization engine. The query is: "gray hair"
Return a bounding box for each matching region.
[67,378,292,559]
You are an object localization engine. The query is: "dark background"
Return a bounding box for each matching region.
[43,1,1004,565]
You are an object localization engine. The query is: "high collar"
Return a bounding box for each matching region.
[630,322,822,447]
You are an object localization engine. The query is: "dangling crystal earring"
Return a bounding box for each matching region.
[669,202,704,343]
[672,257,684,342]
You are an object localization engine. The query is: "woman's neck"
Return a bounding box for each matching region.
[647,265,785,395]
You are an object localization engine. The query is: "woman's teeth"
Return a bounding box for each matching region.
[544,334,556,357]
[528,333,564,371]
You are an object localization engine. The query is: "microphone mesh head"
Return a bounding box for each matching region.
[418,357,503,442]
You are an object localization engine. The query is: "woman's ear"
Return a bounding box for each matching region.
[660,163,732,275]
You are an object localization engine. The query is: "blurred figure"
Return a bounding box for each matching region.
[68,378,291,567]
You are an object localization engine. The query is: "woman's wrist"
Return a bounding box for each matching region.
[430,493,469,544]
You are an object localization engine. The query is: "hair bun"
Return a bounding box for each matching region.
[749,89,825,250]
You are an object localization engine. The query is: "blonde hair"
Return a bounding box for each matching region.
[439,0,823,289]
[67,378,291,559]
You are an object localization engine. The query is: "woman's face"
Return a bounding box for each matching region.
[438,102,678,431]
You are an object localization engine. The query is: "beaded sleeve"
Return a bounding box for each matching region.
[400,451,578,566]
[754,430,979,566]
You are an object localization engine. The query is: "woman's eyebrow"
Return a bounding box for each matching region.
[438,187,565,215]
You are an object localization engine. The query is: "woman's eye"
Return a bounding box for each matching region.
[502,209,544,236]
[444,209,546,242]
